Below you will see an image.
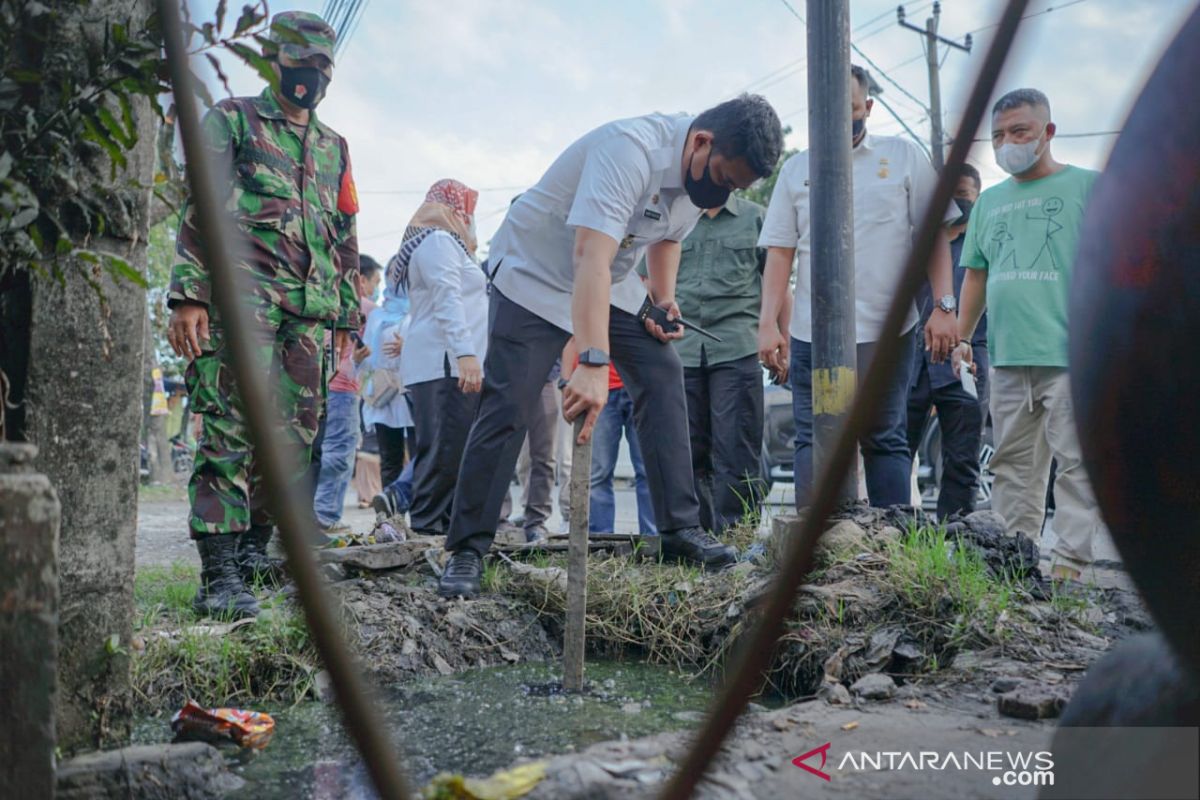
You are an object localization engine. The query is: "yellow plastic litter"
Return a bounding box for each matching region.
[422,761,548,800]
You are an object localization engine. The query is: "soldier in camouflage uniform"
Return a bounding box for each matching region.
[167,11,360,619]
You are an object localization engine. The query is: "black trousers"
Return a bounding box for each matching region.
[447,289,700,555]
[374,422,411,488]
[684,351,765,533]
[906,347,990,518]
[408,377,480,536]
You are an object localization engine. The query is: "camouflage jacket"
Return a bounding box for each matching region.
[169,87,361,329]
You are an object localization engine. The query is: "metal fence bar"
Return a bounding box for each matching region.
[656,1,1031,796]
[157,2,413,797]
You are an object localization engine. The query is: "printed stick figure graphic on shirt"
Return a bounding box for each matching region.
[1024,196,1065,272]
[989,220,1018,273]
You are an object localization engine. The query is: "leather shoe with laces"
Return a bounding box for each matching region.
[438,549,483,599]
[660,526,737,572]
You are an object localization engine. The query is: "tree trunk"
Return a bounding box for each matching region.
[24,0,157,753]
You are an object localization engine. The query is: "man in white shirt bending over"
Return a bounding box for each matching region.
[758,65,959,511]
[439,95,785,598]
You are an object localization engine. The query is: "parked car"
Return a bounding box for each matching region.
[761,380,795,491]
[759,378,1003,514]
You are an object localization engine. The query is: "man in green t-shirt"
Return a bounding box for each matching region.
[952,88,1107,582]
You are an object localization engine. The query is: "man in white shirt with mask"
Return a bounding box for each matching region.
[758,64,959,511]
[439,95,784,599]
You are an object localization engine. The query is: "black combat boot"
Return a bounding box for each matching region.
[437,549,483,599]
[237,525,285,586]
[660,526,738,572]
[194,534,260,619]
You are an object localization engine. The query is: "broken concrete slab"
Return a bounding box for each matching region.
[56,742,243,799]
[316,540,433,571]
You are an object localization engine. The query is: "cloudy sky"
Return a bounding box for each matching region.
[187,0,1197,261]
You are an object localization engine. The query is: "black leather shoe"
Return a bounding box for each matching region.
[236,526,285,586]
[660,527,737,572]
[438,549,483,599]
[194,534,260,619]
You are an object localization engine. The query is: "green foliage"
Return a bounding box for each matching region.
[736,125,798,208]
[0,0,272,291]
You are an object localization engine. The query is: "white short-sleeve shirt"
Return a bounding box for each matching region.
[758,133,957,343]
[489,113,703,333]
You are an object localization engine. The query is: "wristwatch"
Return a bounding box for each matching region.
[578,348,610,367]
[936,294,958,314]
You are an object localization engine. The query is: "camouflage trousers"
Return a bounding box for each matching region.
[185,302,326,537]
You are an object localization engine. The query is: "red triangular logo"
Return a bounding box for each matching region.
[792,742,832,781]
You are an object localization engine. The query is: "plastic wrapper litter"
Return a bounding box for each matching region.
[171,700,276,749]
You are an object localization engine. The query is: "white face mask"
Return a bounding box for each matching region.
[995,126,1046,175]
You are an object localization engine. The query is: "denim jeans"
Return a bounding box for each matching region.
[313,390,360,526]
[790,330,915,509]
[589,388,657,535]
[383,458,415,512]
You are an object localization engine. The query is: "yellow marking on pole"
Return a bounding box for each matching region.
[812,367,857,415]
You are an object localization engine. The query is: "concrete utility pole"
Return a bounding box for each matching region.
[899,2,972,169]
[806,0,857,500]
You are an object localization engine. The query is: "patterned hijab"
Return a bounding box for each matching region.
[387,179,479,292]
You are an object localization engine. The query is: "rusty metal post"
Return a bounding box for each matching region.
[0,444,60,799]
[563,418,592,692]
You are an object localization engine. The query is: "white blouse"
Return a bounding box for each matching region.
[399,230,489,386]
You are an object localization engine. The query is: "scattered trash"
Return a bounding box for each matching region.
[374,520,407,544]
[841,720,860,731]
[171,701,275,749]
[422,760,547,799]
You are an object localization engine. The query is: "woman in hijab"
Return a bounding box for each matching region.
[391,179,487,537]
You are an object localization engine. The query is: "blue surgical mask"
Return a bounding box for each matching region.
[852,118,865,141]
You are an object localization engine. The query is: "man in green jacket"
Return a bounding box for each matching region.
[166,11,360,618]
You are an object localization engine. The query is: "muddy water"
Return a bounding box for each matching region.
[133,660,723,798]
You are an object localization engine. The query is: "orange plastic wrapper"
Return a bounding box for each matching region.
[171,700,276,749]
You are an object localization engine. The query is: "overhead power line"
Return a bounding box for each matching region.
[850,40,930,113]
[966,0,1092,35]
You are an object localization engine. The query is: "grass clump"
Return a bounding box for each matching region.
[505,555,753,675]
[131,563,319,712]
[885,523,1020,654]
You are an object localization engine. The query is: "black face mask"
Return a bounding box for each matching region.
[279,65,329,110]
[684,150,731,209]
[852,117,865,141]
[952,196,974,226]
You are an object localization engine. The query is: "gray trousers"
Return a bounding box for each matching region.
[448,290,700,555]
[499,380,558,529]
[408,376,480,536]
